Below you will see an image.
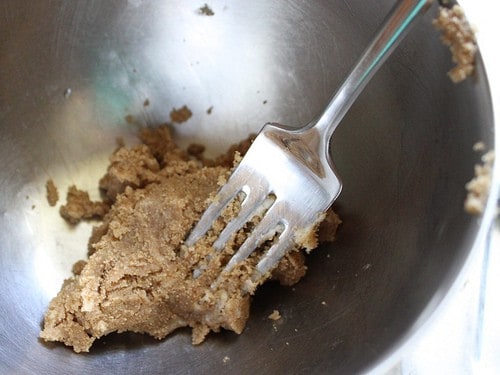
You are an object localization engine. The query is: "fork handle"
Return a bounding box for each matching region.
[312,0,432,142]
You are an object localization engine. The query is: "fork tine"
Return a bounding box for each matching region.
[224,203,285,271]
[185,176,242,246]
[255,228,294,277]
[213,184,272,250]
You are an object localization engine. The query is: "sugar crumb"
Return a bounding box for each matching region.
[473,141,486,152]
[59,185,110,224]
[433,5,477,83]
[170,105,192,124]
[268,310,281,321]
[199,4,214,16]
[464,150,495,215]
[46,179,59,207]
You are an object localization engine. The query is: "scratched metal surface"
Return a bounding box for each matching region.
[0,1,496,374]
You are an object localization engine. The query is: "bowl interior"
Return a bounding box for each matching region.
[0,1,494,373]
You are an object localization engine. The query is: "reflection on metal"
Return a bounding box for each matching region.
[265,126,326,178]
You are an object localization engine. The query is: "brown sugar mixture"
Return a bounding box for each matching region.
[199,4,215,16]
[464,149,495,215]
[170,105,193,124]
[59,186,110,225]
[40,125,341,353]
[434,4,477,83]
[45,179,59,207]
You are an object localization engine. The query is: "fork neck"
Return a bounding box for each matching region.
[311,0,431,143]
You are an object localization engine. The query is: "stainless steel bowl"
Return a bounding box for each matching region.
[0,1,496,373]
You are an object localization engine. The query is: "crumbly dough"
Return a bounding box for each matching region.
[46,179,59,207]
[464,149,495,215]
[268,310,281,321]
[170,105,193,124]
[199,4,215,16]
[40,125,341,352]
[433,5,477,83]
[59,186,110,225]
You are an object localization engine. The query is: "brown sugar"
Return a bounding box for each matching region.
[40,125,340,352]
[268,310,281,321]
[98,144,161,202]
[464,150,495,215]
[170,105,193,124]
[46,179,59,206]
[59,186,110,225]
[433,5,477,83]
[199,4,215,16]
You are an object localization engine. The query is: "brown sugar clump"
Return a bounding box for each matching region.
[213,134,256,168]
[139,125,190,166]
[46,179,59,206]
[99,144,161,202]
[170,105,193,124]
[71,260,87,276]
[40,125,341,352]
[59,186,110,224]
[199,4,215,16]
[464,150,495,215]
[318,210,342,243]
[268,310,281,321]
[433,5,477,83]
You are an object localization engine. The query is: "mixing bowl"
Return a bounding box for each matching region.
[0,1,496,373]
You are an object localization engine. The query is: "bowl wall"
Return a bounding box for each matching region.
[0,1,494,373]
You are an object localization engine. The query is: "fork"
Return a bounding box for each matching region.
[186,0,432,280]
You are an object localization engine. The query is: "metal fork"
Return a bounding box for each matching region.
[186,0,432,279]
